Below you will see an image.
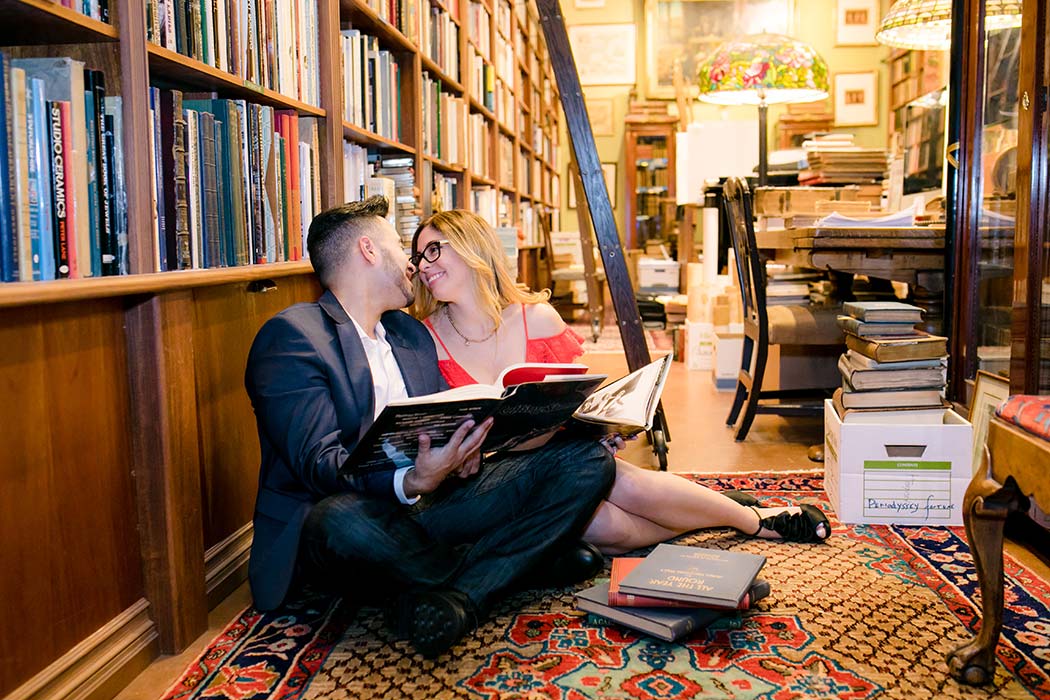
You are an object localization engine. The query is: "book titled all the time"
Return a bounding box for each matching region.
[616,544,767,609]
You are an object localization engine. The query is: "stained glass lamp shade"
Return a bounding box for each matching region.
[696,33,829,185]
[876,0,1022,50]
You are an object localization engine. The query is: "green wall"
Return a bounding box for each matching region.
[557,0,893,237]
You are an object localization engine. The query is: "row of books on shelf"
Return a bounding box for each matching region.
[421,77,466,164]
[63,0,110,22]
[341,30,402,142]
[466,53,496,114]
[357,0,428,40]
[341,147,419,248]
[421,5,461,81]
[146,0,321,107]
[467,0,492,60]
[0,56,126,282]
[833,301,951,416]
[575,544,768,642]
[148,89,321,271]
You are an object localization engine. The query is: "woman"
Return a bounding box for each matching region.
[410,209,830,553]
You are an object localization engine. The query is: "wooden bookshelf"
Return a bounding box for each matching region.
[0,0,561,697]
[146,44,327,116]
[0,0,119,44]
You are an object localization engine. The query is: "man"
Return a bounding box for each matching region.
[245,196,615,658]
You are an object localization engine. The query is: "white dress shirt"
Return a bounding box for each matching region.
[349,315,419,505]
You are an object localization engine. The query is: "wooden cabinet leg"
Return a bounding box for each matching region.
[947,448,1029,685]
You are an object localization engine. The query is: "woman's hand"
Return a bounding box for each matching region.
[600,434,627,455]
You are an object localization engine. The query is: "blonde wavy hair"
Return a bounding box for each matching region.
[411,209,549,328]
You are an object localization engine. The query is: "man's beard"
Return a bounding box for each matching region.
[384,255,415,308]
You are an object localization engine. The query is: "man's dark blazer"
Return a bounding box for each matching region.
[244,290,447,611]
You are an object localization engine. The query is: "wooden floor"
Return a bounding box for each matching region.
[113,356,1048,700]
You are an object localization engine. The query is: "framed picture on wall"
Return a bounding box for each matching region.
[833,71,878,126]
[644,0,794,99]
[586,98,616,136]
[835,0,879,46]
[968,370,1011,475]
[568,163,617,208]
[567,24,637,85]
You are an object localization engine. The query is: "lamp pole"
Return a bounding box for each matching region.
[758,96,769,186]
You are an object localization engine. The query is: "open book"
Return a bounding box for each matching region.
[343,354,673,471]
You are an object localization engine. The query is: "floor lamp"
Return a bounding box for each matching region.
[696,34,830,186]
[875,0,1020,50]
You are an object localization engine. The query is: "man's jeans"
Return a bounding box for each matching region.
[300,436,615,612]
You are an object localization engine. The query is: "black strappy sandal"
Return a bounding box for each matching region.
[748,504,831,543]
[721,489,760,507]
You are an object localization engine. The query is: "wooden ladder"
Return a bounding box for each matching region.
[535,0,670,468]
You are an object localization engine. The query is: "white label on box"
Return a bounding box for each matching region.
[862,460,957,523]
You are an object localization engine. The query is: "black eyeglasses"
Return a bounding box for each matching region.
[409,239,450,268]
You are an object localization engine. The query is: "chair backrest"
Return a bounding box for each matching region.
[722,177,767,336]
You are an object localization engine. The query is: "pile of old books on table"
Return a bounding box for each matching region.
[575,544,769,642]
[834,301,950,416]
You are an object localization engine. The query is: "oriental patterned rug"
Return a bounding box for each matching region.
[161,473,1050,700]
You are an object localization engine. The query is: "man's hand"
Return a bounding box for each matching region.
[403,417,493,497]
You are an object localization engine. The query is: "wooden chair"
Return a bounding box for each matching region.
[722,177,843,441]
[948,411,1050,685]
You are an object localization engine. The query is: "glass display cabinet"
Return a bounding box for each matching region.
[949,1,1045,397]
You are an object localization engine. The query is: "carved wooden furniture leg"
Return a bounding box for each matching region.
[947,447,1030,686]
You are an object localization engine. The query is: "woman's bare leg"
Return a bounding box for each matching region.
[595,459,826,545]
[582,499,679,554]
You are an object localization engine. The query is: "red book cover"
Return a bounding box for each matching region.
[276,110,301,260]
[496,362,590,388]
[609,558,768,610]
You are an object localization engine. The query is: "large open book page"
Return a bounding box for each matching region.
[570,354,672,436]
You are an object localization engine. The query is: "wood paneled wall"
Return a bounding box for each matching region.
[0,273,320,696]
[193,276,321,550]
[0,300,142,691]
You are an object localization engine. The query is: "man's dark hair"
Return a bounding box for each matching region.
[307,196,390,287]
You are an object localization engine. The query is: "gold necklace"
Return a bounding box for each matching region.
[443,305,497,346]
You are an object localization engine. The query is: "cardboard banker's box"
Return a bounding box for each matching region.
[823,400,973,526]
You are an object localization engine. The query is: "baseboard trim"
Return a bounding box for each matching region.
[8,599,158,700]
[205,522,253,609]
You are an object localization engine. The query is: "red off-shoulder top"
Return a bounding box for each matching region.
[424,304,585,387]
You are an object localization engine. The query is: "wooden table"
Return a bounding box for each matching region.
[755,225,946,287]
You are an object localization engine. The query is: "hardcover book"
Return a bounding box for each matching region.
[609,557,770,610]
[844,331,948,363]
[343,354,672,472]
[844,350,945,372]
[576,582,735,642]
[836,386,947,410]
[837,316,919,337]
[831,386,957,419]
[842,301,924,323]
[0,54,16,282]
[616,544,767,608]
[837,355,946,392]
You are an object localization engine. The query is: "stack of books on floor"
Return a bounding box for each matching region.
[575,544,769,642]
[834,301,950,417]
